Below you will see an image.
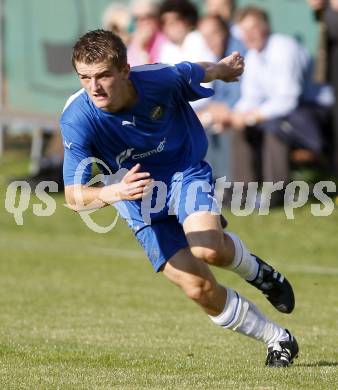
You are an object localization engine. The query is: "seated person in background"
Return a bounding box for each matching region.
[205,0,243,41]
[127,0,169,66]
[159,0,215,64]
[223,7,332,195]
[197,15,245,181]
[102,3,131,45]
[159,0,216,113]
[205,0,234,21]
[197,15,245,132]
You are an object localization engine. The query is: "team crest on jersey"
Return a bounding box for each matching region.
[150,105,164,121]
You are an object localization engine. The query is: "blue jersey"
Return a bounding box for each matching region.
[60,62,214,185]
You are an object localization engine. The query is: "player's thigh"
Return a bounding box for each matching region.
[135,216,189,272]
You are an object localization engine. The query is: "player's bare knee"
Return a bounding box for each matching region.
[222,233,236,266]
[182,277,214,303]
[191,246,226,266]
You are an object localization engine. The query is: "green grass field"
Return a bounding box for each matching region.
[1,154,338,389]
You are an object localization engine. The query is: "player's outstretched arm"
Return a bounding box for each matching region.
[64,163,153,212]
[197,51,244,83]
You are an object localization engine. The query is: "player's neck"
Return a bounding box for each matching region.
[123,80,138,110]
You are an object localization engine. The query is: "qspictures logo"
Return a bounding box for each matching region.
[3,157,337,233]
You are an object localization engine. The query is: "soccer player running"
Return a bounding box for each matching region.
[61,30,298,367]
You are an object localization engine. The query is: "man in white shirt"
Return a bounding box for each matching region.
[226,6,326,193]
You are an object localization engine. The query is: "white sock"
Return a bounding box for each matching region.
[209,287,288,347]
[225,232,259,281]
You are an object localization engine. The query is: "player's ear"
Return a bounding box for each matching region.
[121,63,131,79]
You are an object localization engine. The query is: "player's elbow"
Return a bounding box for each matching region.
[66,201,81,212]
[64,196,81,212]
[64,185,82,212]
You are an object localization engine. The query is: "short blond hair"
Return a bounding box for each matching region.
[72,29,127,71]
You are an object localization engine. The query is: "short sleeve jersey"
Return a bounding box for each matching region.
[60,62,214,185]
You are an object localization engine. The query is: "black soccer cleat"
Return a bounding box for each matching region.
[248,255,295,314]
[265,329,299,368]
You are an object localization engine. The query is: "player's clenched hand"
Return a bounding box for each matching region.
[98,163,153,203]
[116,163,153,201]
[218,51,244,82]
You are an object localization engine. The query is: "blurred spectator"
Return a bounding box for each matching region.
[159,0,215,64]
[102,3,131,45]
[205,0,243,41]
[308,0,338,176]
[197,3,247,181]
[197,15,243,181]
[158,0,216,113]
[205,0,235,22]
[128,0,168,66]
[197,15,245,130]
[224,6,332,202]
